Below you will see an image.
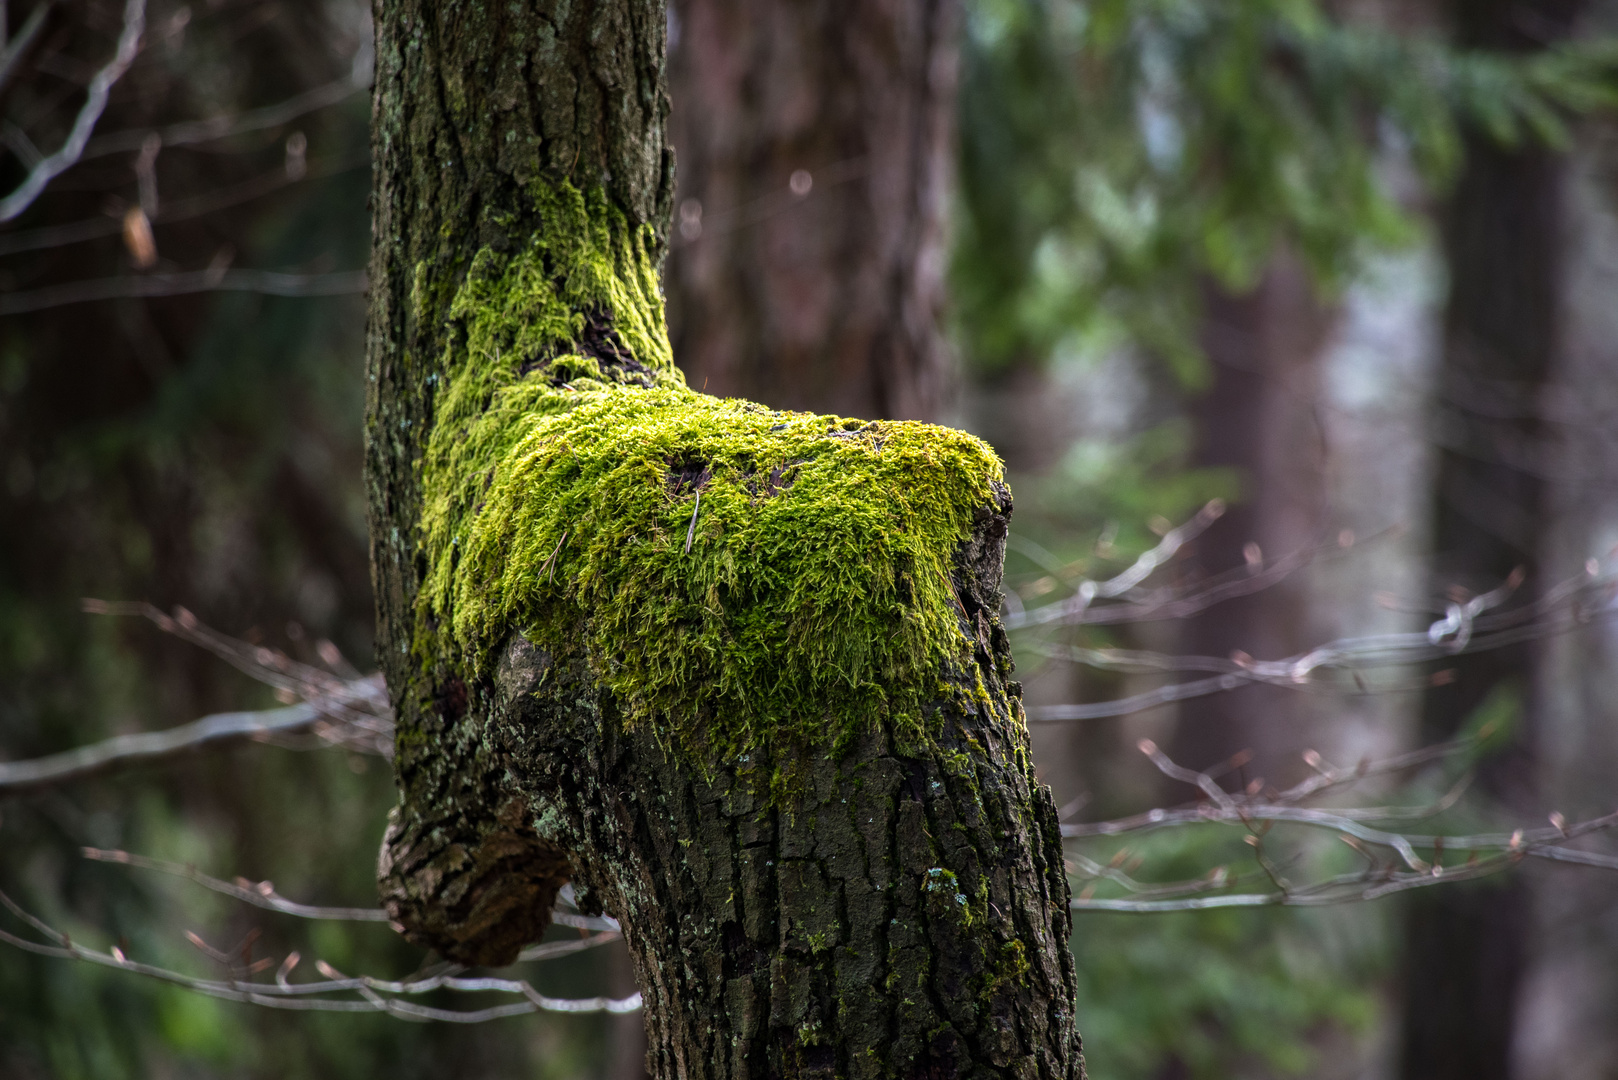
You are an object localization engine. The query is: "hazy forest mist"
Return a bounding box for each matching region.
[3,0,1618,1078]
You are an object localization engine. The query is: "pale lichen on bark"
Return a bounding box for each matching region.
[365,2,1083,1077]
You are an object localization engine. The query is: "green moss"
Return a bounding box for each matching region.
[981,939,1031,1005]
[416,179,1006,762]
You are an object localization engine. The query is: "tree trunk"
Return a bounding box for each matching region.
[1398,3,1582,1077]
[663,0,956,420]
[1169,256,1334,784]
[362,3,1082,1078]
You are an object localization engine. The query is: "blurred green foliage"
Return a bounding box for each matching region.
[1070,829,1386,1080]
[955,0,1618,384]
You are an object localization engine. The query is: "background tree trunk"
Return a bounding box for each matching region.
[1168,257,1335,785]
[363,3,1083,1078]
[1398,3,1584,1077]
[664,0,957,420]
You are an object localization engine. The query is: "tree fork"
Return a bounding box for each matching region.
[364,2,1082,1077]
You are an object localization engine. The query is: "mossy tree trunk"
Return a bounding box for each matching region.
[364,2,1083,1079]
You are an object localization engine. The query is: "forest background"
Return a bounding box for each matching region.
[2,0,1618,1078]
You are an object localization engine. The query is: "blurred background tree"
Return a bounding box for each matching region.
[5,0,1618,1077]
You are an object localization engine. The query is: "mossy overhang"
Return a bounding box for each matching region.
[413,180,1011,762]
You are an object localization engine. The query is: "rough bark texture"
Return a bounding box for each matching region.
[363,3,1083,1078]
[1398,3,1582,1077]
[364,0,674,963]
[664,0,956,420]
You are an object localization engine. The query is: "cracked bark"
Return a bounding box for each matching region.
[365,2,1082,1077]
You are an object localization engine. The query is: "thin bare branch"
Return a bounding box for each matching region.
[80,847,391,921]
[79,74,364,163]
[1063,800,1618,857]
[0,267,367,315]
[0,603,394,794]
[87,601,383,713]
[0,0,144,222]
[1062,742,1618,912]
[1071,854,1522,912]
[1005,500,1226,630]
[0,702,324,794]
[0,0,53,96]
[1007,522,1371,635]
[1068,852,1233,901]
[515,933,622,962]
[77,846,626,934]
[1027,673,1250,722]
[1270,738,1477,804]
[1027,561,1616,721]
[0,152,367,257]
[0,888,641,1021]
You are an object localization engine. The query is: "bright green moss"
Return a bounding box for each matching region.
[417,180,1006,761]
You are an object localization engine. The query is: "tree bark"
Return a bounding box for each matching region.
[363,3,1082,1078]
[1398,3,1582,1077]
[664,0,956,420]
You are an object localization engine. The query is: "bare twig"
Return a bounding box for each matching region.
[0,702,328,794]
[1070,855,1522,912]
[80,847,391,922]
[1056,546,1313,627]
[1026,560,1616,721]
[0,267,367,315]
[684,492,701,555]
[515,934,621,962]
[78,846,625,934]
[1062,742,1618,913]
[0,0,53,96]
[1008,524,1409,632]
[79,75,364,163]
[1026,673,1252,722]
[0,888,640,1022]
[1005,500,1226,630]
[0,0,144,222]
[0,152,367,257]
[0,602,393,793]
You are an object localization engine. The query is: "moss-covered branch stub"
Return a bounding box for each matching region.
[414,179,1012,767]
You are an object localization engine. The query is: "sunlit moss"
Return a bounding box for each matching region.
[415,180,1006,761]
